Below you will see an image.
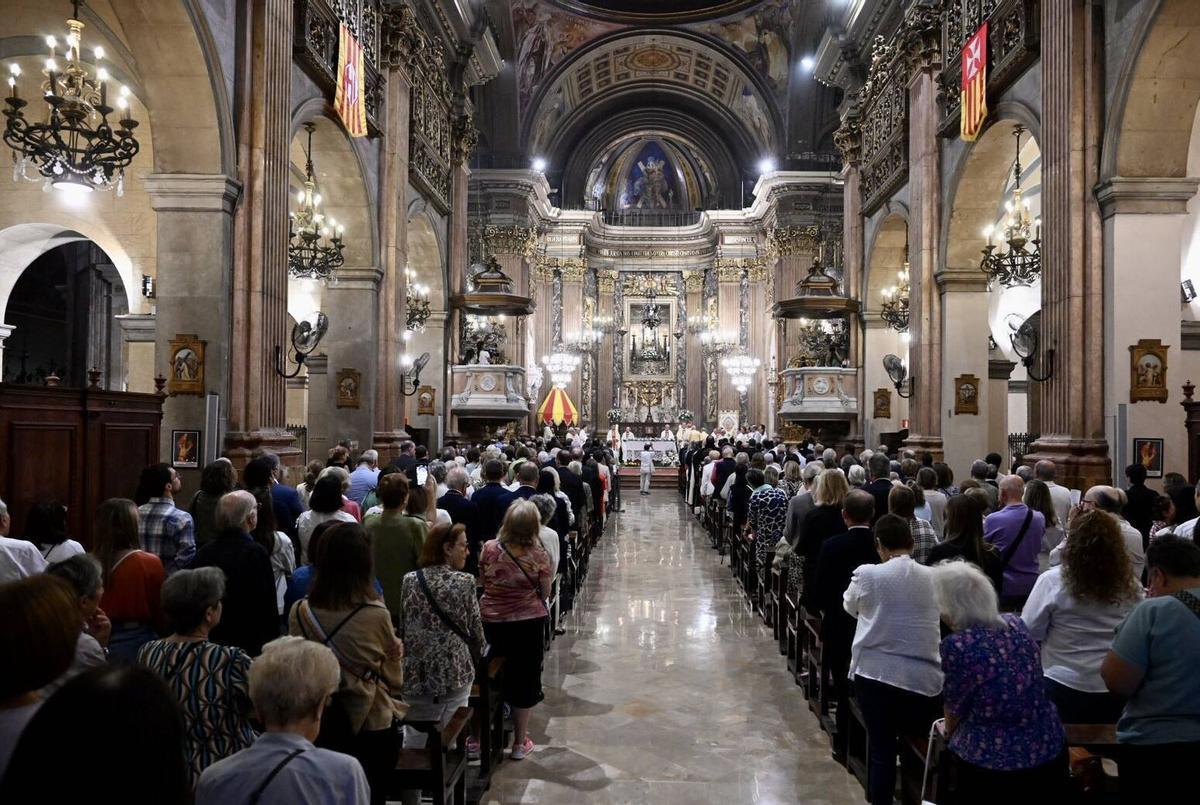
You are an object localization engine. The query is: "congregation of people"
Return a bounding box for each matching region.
[679,437,1200,803]
[0,435,617,804]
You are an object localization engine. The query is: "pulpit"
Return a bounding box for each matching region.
[450,365,533,420]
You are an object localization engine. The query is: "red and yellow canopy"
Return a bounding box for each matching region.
[538,387,578,425]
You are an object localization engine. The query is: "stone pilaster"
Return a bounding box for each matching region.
[323,266,382,450]
[114,313,156,393]
[305,353,331,464]
[937,271,990,473]
[989,359,1018,472]
[842,163,865,445]
[226,0,298,468]
[1024,0,1110,488]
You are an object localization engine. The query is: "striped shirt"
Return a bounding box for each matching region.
[138,639,257,784]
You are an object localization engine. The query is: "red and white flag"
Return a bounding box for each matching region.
[960,23,988,141]
[335,23,367,138]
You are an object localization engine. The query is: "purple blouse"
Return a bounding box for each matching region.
[941,614,1065,770]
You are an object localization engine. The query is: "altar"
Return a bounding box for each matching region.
[620,438,679,466]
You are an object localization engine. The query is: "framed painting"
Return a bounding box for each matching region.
[954,373,980,415]
[171,430,201,469]
[1130,339,1169,403]
[873,388,892,419]
[1133,437,1164,478]
[167,334,206,396]
[416,385,436,415]
[336,368,361,408]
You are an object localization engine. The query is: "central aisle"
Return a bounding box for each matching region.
[485,493,864,804]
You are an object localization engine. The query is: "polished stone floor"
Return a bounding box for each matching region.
[485,492,864,804]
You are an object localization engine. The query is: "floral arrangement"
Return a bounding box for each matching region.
[606,408,622,424]
[678,410,695,423]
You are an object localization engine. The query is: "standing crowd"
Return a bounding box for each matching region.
[679,436,1200,803]
[0,434,617,804]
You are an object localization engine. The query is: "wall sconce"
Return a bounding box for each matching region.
[141,274,155,298]
[1183,279,1197,304]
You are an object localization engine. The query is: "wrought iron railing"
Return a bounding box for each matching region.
[600,209,704,228]
[286,424,309,464]
[1008,431,1039,467]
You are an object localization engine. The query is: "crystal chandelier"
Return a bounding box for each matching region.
[288,122,345,281]
[4,0,140,195]
[404,267,431,332]
[542,352,581,388]
[721,354,761,393]
[880,234,910,332]
[980,124,1041,288]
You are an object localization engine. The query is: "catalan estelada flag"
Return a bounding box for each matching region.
[960,22,988,141]
[335,23,367,137]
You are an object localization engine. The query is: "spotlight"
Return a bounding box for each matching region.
[532,157,547,172]
[800,56,815,72]
[757,157,776,175]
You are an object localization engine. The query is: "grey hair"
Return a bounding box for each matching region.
[359,449,379,467]
[930,560,1005,630]
[429,460,448,483]
[802,464,822,483]
[531,493,557,525]
[46,554,102,599]
[735,452,750,466]
[1015,465,1034,482]
[764,465,781,485]
[318,465,351,491]
[250,636,341,726]
[970,459,990,479]
[446,466,470,490]
[569,460,583,476]
[161,566,226,634]
[216,490,258,530]
[847,464,867,488]
[822,447,837,465]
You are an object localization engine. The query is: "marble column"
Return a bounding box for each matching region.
[989,359,1017,472]
[937,272,990,474]
[1025,0,1109,488]
[373,51,413,458]
[445,161,471,433]
[225,0,298,468]
[843,164,866,448]
[305,353,331,464]
[142,174,240,477]
[904,65,943,461]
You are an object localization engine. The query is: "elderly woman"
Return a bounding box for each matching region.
[933,561,1068,801]
[846,463,867,490]
[289,522,404,805]
[196,637,370,804]
[137,567,256,784]
[530,493,563,572]
[42,555,109,696]
[778,460,804,499]
[748,466,789,576]
[480,500,553,761]
[537,467,572,537]
[296,475,356,560]
[398,524,484,798]
[843,514,943,805]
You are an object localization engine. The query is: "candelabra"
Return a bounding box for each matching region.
[404,267,431,332]
[542,352,581,389]
[880,236,910,333]
[980,125,1041,288]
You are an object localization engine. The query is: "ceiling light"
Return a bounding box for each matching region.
[757,157,776,175]
[800,56,815,72]
[532,157,547,172]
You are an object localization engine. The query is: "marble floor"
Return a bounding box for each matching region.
[484,492,864,804]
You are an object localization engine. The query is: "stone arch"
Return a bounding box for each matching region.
[404,209,447,431]
[863,206,910,314]
[1104,0,1200,179]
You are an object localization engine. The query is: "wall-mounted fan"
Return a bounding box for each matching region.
[1008,311,1053,381]
[400,351,431,397]
[883,353,912,398]
[275,311,329,378]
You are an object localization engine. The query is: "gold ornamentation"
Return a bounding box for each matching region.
[873,388,892,419]
[533,256,587,281]
[766,226,820,257]
[1130,339,1169,404]
[954,373,980,415]
[682,270,705,293]
[167,334,206,397]
[483,225,538,257]
[623,273,678,296]
[336,368,362,409]
[598,270,618,293]
[451,114,478,165]
[714,257,767,282]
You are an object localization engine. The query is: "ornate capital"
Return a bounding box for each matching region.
[766,226,820,258]
[383,4,424,73]
[833,107,863,167]
[900,0,944,73]
[451,113,478,165]
[597,269,618,294]
[682,269,705,293]
[533,257,587,281]
[483,225,538,257]
[713,257,767,282]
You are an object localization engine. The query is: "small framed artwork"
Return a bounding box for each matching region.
[167,334,206,396]
[873,388,892,419]
[416,385,436,415]
[1133,437,1164,478]
[954,373,980,415]
[1130,339,1169,403]
[171,430,201,469]
[336,368,361,408]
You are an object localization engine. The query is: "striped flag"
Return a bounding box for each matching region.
[960,23,988,141]
[335,23,367,137]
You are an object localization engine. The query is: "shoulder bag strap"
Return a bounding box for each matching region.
[1173,589,1200,621]
[416,569,481,665]
[248,748,306,805]
[499,542,549,615]
[997,510,1035,574]
[298,601,380,683]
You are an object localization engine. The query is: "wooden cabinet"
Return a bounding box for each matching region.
[0,384,162,546]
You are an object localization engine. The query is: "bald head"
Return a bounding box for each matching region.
[998,475,1025,505]
[1084,485,1122,514]
[217,490,257,531]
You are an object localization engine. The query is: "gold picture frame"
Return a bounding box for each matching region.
[416,385,436,415]
[873,388,892,419]
[954,373,980,415]
[167,334,206,396]
[336,368,361,409]
[1129,339,1169,403]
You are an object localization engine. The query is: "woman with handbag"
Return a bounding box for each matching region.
[288,522,405,805]
[398,523,484,800]
[480,500,553,760]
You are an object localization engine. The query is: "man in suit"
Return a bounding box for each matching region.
[501,462,540,509]
[466,459,511,575]
[711,446,737,501]
[438,466,480,550]
[864,453,894,526]
[813,491,881,759]
[246,452,303,542]
[390,440,418,482]
[555,450,585,515]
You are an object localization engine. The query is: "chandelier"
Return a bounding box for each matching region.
[721,354,761,393]
[880,234,910,332]
[288,122,345,280]
[542,352,581,388]
[980,124,1041,288]
[4,0,140,195]
[404,268,431,332]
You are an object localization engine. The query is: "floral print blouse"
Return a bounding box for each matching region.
[940,614,1065,770]
[399,564,485,698]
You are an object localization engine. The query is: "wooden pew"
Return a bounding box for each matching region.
[468,657,507,785]
[393,706,473,805]
[775,564,790,655]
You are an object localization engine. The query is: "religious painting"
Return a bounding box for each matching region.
[171,430,201,469]
[954,374,980,415]
[623,297,676,381]
[693,0,795,94]
[510,1,624,112]
[1129,339,1169,403]
[618,141,679,209]
[336,368,361,408]
[167,334,205,396]
[873,388,892,419]
[416,385,436,415]
[719,410,739,435]
[1133,437,1164,479]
